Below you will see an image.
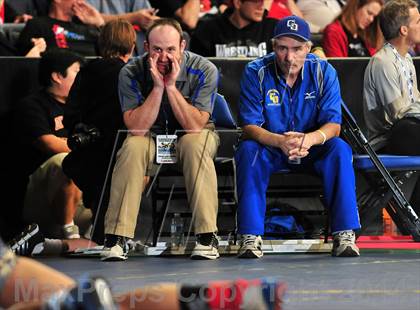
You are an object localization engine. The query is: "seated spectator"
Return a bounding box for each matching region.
[62,19,137,244]
[149,0,227,30]
[266,0,304,19]
[323,0,383,57]
[74,0,159,55]
[84,0,157,29]
[16,0,104,56]
[235,16,361,259]
[101,19,220,262]
[297,0,346,33]
[0,237,286,309]
[149,0,201,30]
[190,0,277,57]
[13,49,87,240]
[363,0,420,215]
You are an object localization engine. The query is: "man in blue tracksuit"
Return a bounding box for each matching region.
[235,16,361,258]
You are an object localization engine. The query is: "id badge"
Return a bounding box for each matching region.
[156,135,178,164]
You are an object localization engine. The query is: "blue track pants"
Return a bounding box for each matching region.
[234,137,361,235]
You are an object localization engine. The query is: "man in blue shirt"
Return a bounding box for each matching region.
[235,15,360,258]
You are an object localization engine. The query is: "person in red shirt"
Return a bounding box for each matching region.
[0,0,4,24]
[323,0,384,57]
[266,0,303,19]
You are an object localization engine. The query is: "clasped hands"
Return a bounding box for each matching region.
[280,131,313,161]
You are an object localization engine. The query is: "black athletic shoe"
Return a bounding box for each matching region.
[8,223,45,256]
[191,232,220,260]
[101,234,129,261]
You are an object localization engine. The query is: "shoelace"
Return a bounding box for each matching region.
[198,234,219,247]
[337,232,354,244]
[117,237,130,253]
[210,235,219,247]
[242,235,259,246]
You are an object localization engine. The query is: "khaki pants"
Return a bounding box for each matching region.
[105,130,220,238]
[23,153,90,238]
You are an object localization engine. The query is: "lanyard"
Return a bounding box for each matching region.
[161,97,170,135]
[386,42,415,105]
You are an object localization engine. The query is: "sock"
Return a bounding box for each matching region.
[63,221,75,228]
[43,238,66,254]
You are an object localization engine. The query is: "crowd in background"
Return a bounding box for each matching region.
[1,0,420,57]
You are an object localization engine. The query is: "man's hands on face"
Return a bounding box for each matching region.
[164,54,181,88]
[149,53,165,89]
[150,53,181,90]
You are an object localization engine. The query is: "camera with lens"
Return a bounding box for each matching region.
[68,123,102,151]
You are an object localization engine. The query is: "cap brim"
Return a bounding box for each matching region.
[272,33,309,42]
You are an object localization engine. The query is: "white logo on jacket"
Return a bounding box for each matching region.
[304,91,316,100]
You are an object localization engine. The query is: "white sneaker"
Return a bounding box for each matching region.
[101,235,128,261]
[238,234,263,258]
[332,231,360,257]
[191,233,220,260]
